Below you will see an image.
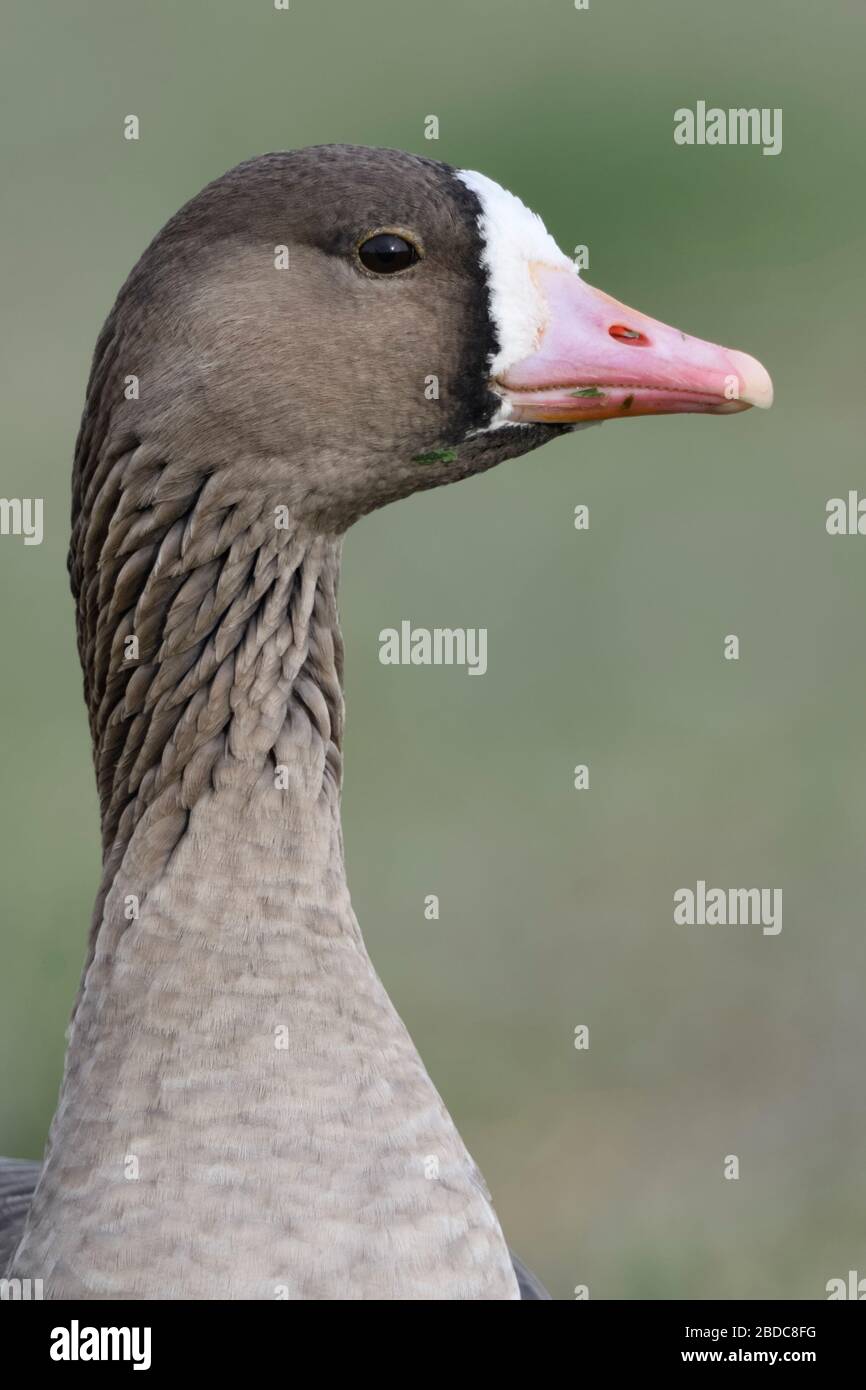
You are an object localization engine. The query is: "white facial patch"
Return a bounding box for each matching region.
[456,168,578,425]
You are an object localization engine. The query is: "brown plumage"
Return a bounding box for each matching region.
[5,147,563,1299]
[3,144,768,1298]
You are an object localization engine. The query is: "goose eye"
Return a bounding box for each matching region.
[358,233,419,274]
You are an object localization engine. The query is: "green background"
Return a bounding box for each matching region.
[1,0,863,1299]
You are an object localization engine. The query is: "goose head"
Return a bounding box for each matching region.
[108,144,771,538]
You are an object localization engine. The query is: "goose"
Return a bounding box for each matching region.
[0,144,772,1301]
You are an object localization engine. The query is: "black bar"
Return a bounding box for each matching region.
[1,1297,862,1373]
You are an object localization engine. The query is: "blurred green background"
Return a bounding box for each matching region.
[1,0,863,1299]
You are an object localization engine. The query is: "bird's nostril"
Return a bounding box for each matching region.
[609,324,650,346]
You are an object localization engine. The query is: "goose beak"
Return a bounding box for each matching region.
[495,264,773,424]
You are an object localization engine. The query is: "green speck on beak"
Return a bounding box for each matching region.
[412,447,458,465]
[569,386,606,399]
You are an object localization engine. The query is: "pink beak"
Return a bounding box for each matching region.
[496,264,773,424]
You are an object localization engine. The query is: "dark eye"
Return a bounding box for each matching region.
[358,232,420,274]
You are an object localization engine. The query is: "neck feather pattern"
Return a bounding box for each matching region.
[69,428,344,963]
